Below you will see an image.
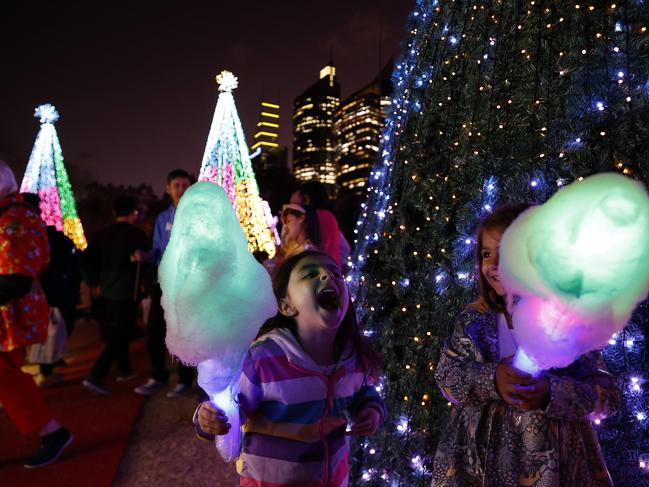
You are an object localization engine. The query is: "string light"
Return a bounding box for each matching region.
[20,104,87,250]
[198,71,276,257]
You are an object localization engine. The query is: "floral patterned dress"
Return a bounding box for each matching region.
[431,309,620,487]
[0,194,50,352]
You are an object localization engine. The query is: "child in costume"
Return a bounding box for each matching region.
[195,250,385,487]
[431,204,621,487]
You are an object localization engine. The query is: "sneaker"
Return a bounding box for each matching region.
[134,378,166,395]
[35,373,64,388]
[165,383,192,398]
[82,379,111,396]
[24,427,73,468]
[116,372,138,382]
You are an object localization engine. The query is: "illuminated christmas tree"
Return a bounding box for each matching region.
[20,104,87,250]
[348,0,649,485]
[198,70,277,258]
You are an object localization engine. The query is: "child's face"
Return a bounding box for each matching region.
[166,177,191,207]
[481,228,507,296]
[282,254,349,332]
[283,213,305,240]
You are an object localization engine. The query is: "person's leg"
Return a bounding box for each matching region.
[114,302,136,376]
[146,284,169,383]
[0,348,73,468]
[0,349,53,434]
[88,341,115,386]
[177,363,195,387]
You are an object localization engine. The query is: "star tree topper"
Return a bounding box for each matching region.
[35,103,59,124]
[216,70,239,92]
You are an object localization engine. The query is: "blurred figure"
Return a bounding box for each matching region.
[290,181,343,266]
[279,203,317,258]
[0,160,73,468]
[82,194,148,395]
[21,192,80,387]
[132,169,198,398]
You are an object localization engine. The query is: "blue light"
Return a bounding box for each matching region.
[449,35,458,45]
[596,101,605,111]
[530,179,539,188]
[400,278,410,287]
[615,22,623,32]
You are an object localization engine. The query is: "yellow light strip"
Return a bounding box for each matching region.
[254,131,278,138]
[258,121,279,128]
[252,141,279,149]
[261,102,280,109]
[261,111,280,119]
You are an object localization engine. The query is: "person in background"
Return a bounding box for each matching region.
[132,169,197,398]
[81,194,148,395]
[290,181,343,266]
[21,192,80,388]
[0,160,73,468]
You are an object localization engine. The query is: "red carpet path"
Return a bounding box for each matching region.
[0,319,147,487]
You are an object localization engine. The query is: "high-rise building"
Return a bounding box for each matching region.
[335,61,393,197]
[292,63,341,193]
[251,100,288,173]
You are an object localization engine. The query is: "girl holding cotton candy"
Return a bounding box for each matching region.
[431,204,621,487]
[194,250,385,487]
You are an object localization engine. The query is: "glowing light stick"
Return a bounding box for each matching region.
[499,173,649,374]
[160,182,276,461]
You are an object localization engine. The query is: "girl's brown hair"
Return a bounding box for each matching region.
[256,250,381,377]
[475,204,531,312]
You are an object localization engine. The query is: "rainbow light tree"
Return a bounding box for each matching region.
[20,104,87,250]
[198,70,276,258]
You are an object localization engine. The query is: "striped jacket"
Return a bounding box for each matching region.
[235,327,385,487]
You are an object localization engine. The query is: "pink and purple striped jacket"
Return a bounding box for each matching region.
[233,327,385,487]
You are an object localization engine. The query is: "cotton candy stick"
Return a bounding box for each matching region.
[499,173,649,374]
[159,181,276,461]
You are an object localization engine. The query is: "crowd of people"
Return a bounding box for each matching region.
[0,158,621,487]
[0,162,351,470]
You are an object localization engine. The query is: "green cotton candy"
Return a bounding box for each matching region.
[500,173,649,371]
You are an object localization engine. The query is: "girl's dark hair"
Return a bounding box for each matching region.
[256,249,381,377]
[300,181,331,210]
[475,203,531,312]
[303,207,322,248]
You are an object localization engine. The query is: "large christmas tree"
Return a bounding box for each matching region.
[198,70,277,258]
[20,104,87,250]
[348,1,649,485]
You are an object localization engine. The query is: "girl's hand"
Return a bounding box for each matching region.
[515,376,550,411]
[197,401,231,436]
[346,407,381,436]
[495,355,537,407]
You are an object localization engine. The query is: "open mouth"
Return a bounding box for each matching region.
[491,275,500,282]
[317,287,340,311]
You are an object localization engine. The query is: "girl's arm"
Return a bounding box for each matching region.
[434,310,502,407]
[544,350,621,421]
[349,381,387,423]
[238,348,264,414]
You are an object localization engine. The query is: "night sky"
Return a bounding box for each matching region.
[1,1,414,194]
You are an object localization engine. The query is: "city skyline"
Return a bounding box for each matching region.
[0,1,414,194]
